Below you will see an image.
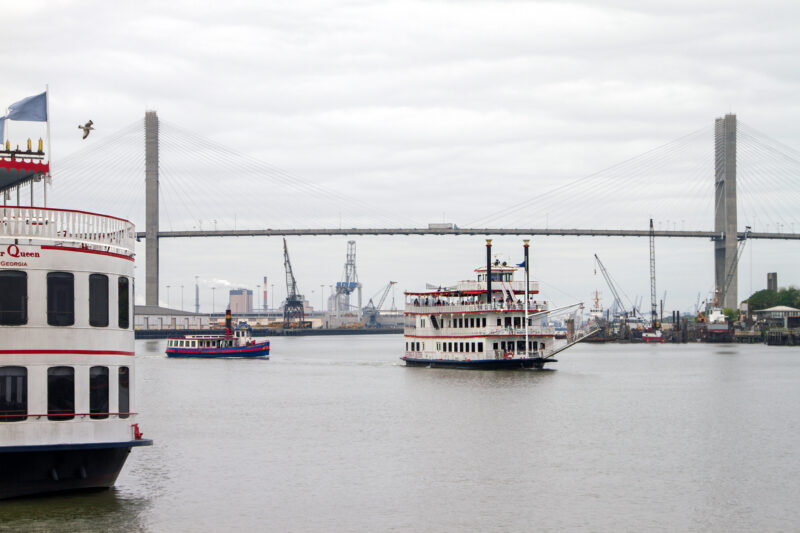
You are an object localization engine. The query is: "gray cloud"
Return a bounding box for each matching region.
[3,0,799,312]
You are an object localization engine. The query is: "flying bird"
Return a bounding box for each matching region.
[78,120,94,139]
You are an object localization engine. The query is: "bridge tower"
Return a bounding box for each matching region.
[714,113,738,309]
[145,111,160,306]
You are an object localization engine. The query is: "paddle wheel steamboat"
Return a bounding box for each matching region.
[402,240,583,370]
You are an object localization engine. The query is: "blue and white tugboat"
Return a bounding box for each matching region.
[0,127,152,496]
[402,240,583,370]
[166,308,269,358]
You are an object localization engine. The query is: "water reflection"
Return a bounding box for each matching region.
[4,337,800,532]
[0,488,150,532]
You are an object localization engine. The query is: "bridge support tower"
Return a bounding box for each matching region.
[714,113,738,309]
[145,111,160,306]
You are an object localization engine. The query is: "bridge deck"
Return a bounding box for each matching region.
[135,228,800,240]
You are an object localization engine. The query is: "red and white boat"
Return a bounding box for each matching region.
[0,203,152,498]
[401,240,584,370]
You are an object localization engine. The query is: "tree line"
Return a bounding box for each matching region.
[745,286,800,312]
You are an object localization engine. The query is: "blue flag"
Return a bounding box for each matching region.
[517,258,526,268]
[8,92,47,122]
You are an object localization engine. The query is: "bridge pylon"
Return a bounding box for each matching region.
[714,114,738,309]
[145,111,160,306]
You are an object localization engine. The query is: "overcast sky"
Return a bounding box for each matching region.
[3,0,800,314]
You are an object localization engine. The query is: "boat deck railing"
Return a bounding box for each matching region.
[404,350,547,360]
[0,206,136,255]
[405,302,548,314]
[404,326,556,336]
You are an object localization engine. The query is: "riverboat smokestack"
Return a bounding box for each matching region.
[486,239,492,304]
[225,308,232,336]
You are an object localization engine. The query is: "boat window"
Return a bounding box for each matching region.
[493,342,498,350]
[481,318,486,327]
[0,366,27,422]
[420,318,426,328]
[47,366,74,420]
[478,342,483,352]
[118,277,130,329]
[89,274,109,327]
[0,271,27,325]
[119,367,130,419]
[497,318,501,326]
[47,272,74,326]
[90,366,109,419]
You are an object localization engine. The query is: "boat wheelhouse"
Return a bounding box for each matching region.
[0,204,152,499]
[402,240,583,370]
[166,310,270,358]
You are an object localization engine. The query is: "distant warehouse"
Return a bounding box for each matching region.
[135,305,210,330]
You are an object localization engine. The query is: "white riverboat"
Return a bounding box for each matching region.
[0,201,152,498]
[402,240,583,370]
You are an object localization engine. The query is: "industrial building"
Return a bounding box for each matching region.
[229,288,254,314]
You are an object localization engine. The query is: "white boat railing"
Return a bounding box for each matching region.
[404,326,556,337]
[405,302,548,314]
[0,206,136,254]
[403,349,547,360]
[455,280,539,293]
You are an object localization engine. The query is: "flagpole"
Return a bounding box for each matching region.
[44,84,51,207]
[524,239,530,356]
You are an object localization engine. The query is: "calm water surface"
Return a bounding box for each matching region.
[2,337,799,532]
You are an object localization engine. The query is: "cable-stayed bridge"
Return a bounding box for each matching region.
[9,111,800,310]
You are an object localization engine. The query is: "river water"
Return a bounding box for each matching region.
[1,337,799,532]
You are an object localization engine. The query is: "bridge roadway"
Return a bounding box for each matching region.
[136,228,800,240]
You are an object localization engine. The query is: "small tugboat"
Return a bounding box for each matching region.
[642,329,665,343]
[402,240,584,370]
[0,92,152,499]
[166,308,269,358]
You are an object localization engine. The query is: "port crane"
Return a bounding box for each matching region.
[363,281,397,327]
[594,254,631,317]
[334,240,362,317]
[649,218,658,328]
[282,238,306,328]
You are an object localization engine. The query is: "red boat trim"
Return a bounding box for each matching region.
[405,289,540,297]
[41,245,134,261]
[0,349,134,356]
[166,344,269,355]
[404,333,553,339]
[404,309,547,316]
